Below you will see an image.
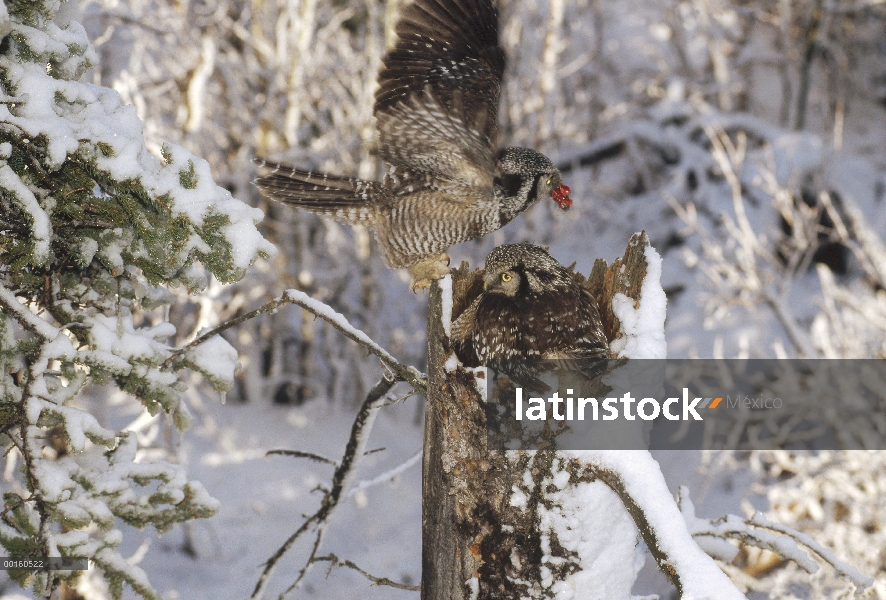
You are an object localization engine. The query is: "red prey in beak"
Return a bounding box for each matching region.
[551,184,572,210]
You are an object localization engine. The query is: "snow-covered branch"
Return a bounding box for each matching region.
[679,487,874,593]
[0,3,272,597]
[560,453,748,600]
[165,288,427,394]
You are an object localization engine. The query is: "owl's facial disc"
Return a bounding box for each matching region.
[484,270,520,296]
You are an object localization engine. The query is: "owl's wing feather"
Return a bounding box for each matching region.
[376,90,494,192]
[374,0,504,194]
[570,287,610,358]
[253,159,381,223]
[451,295,482,365]
[451,295,481,342]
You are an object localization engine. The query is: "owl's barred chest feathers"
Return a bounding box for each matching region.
[376,184,523,268]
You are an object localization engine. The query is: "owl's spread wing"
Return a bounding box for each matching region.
[374,0,505,194]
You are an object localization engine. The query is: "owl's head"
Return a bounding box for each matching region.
[496,148,572,213]
[483,243,572,297]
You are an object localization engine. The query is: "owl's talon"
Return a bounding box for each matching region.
[410,278,432,292]
[408,254,451,292]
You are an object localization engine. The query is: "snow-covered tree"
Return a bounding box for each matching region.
[0,1,273,597]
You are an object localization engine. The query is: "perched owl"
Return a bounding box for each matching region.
[254,0,572,289]
[452,243,609,387]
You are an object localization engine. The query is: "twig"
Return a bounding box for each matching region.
[279,527,327,599]
[381,389,417,407]
[347,449,422,498]
[314,553,420,591]
[776,0,793,126]
[162,289,426,393]
[104,12,171,36]
[266,450,337,466]
[749,513,874,590]
[250,376,398,600]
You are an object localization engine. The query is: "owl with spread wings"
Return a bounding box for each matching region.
[255,0,573,289]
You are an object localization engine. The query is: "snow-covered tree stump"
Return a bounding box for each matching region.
[422,232,747,599]
[421,233,651,598]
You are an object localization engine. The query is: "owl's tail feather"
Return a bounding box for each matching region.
[253,159,377,223]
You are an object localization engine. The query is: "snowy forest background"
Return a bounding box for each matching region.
[2,0,886,598]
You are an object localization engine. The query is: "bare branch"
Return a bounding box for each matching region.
[279,527,327,599]
[555,136,631,174]
[251,376,399,600]
[313,553,420,591]
[380,389,417,407]
[266,449,337,467]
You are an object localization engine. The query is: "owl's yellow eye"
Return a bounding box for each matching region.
[545,178,551,185]
[501,273,512,282]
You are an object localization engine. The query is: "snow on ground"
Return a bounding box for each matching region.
[140,393,424,600]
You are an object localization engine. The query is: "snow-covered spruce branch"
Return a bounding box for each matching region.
[250,376,411,600]
[2,319,220,599]
[0,285,60,341]
[0,3,274,597]
[678,486,874,593]
[164,289,426,394]
[4,340,61,597]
